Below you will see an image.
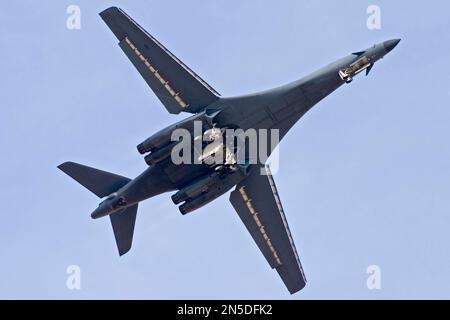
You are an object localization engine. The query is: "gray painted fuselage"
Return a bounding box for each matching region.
[93,40,399,219]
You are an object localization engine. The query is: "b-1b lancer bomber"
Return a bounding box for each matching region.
[58,7,400,294]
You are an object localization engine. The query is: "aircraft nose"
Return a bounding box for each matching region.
[383,39,401,53]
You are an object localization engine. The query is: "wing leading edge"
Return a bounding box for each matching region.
[229,166,306,294]
[100,7,220,114]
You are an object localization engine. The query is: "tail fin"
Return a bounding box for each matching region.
[58,161,137,256]
[110,204,138,255]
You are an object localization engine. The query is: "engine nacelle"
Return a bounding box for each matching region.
[179,191,223,215]
[175,168,247,215]
[136,110,222,155]
[171,172,221,204]
[144,141,177,165]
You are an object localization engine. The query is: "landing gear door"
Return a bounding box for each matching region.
[339,56,372,83]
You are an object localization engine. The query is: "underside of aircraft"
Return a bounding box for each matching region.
[59,6,399,294]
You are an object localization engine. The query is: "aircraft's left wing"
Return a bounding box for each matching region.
[229,166,306,294]
[100,7,220,114]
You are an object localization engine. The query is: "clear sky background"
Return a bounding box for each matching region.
[1,1,449,299]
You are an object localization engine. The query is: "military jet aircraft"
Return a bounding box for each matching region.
[58,6,400,294]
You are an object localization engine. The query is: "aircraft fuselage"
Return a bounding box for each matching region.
[91,40,399,219]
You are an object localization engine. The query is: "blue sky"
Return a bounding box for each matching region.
[1,1,449,299]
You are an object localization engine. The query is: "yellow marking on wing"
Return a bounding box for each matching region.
[239,186,282,266]
[124,37,189,109]
[265,166,305,279]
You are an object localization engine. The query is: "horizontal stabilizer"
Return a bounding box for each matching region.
[58,162,130,198]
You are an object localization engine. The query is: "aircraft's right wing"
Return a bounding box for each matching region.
[229,165,306,294]
[100,7,220,114]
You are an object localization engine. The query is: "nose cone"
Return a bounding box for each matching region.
[383,39,401,53]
